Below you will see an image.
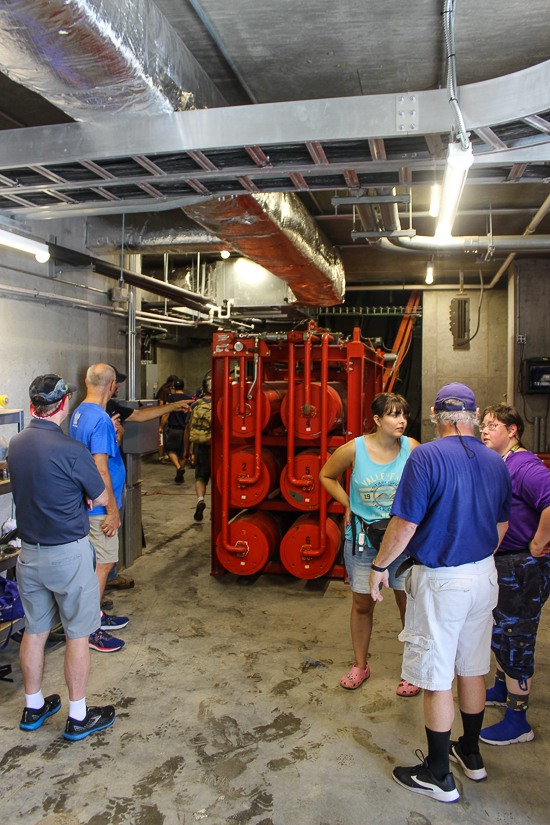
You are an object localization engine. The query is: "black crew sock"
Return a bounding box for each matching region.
[458,709,484,756]
[425,727,451,780]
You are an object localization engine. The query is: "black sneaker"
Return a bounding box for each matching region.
[63,705,116,741]
[175,468,185,484]
[194,500,206,522]
[392,751,459,803]
[449,740,487,781]
[19,694,61,731]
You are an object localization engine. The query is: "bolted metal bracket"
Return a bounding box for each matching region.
[396,94,419,133]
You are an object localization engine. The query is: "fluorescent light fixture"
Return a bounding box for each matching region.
[435,142,474,239]
[220,249,230,259]
[0,227,50,262]
[425,263,434,285]
[234,257,268,282]
[429,184,441,217]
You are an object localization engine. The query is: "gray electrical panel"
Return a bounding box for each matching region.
[450,296,470,349]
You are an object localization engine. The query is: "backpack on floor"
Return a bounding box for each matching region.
[188,399,211,445]
[0,578,24,650]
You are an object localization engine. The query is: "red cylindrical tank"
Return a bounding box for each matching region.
[280,449,331,511]
[216,510,281,575]
[279,514,342,579]
[280,382,346,439]
[217,446,281,507]
[217,381,287,438]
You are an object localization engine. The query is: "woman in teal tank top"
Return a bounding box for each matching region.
[320,392,419,695]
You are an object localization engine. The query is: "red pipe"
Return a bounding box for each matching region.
[237,354,263,487]
[238,355,246,416]
[302,332,329,559]
[287,340,313,490]
[222,356,248,556]
[303,335,313,412]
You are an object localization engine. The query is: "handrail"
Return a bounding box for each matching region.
[287,340,314,491]
[221,356,248,556]
[237,352,263,487]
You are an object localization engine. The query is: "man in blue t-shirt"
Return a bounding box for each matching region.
[70,364,129,653]
[368,383,512,804]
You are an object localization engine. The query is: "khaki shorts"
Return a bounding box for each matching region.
[399,554,499,691]
[88,514,120,565]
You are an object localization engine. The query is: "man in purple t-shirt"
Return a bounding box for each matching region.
[479,404,550,746]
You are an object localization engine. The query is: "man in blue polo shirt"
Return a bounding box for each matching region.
[9,374,116,740]
[71,364,129,653]
[368,383,512,803]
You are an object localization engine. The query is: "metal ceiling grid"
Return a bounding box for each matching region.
[0,63,549,219]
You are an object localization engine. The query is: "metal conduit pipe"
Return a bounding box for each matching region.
[380,235,550,254]
[49,242,212,312]
[0,281,124,316]
[488,191,550,288]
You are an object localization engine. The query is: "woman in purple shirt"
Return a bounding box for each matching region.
[479,404,550,745]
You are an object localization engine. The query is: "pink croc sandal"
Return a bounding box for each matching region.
[340,663,370,690]
[396,679,421,697]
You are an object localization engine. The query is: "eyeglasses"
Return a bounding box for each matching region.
[479,422,505,432]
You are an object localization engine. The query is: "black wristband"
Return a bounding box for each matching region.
[371,562,387,573]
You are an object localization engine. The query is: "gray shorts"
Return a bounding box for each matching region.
[88,514,120,564]
[17,537,100,639]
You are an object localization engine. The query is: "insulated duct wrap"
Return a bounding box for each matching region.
[0,0,226,118]
[184,193,345,306]
[86,213,225,254]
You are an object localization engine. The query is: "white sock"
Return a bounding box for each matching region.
[197,497,205,503]
[69,697,87,721]
[25,689,44,710]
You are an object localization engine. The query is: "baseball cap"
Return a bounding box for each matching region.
[110,365,127,384]
[434,382,476,411]
[29,374,77,405]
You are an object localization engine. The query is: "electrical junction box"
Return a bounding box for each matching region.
[525,358,550,393]
[449,296,470,349]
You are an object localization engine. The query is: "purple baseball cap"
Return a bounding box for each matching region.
[434,382,476,411]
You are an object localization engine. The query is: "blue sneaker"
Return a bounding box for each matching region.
[63,705,115,741]
[485,681,507,707]
[19,694,61,730]
[480,710,534,745]
[100,611,129,631]
[89,629,125,652]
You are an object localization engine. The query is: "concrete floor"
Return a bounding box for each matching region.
[1,457,549,825]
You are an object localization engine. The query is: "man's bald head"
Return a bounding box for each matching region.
[86,363,116,388]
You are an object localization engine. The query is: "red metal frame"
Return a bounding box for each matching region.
[211,324,384,579]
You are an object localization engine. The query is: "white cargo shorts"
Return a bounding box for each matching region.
[399,554,499,691]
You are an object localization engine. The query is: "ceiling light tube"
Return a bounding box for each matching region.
[435,142,474,240]
[425,263,434,284]
[0,227,50,262]
[429,184,441,217]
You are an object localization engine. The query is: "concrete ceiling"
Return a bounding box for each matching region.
[0,0,550,290]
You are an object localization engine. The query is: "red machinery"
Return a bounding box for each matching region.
[211,322,384,579]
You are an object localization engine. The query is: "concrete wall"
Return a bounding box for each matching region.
[511,260,550,451]
[421,287,508,442]
[0,218,128,526]
[155,342,211,397]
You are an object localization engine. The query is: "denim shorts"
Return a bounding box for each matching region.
[399,555,498,691]
[343,538,407,592]
[17,537,100,639]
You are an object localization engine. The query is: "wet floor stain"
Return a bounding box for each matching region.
[270,678,300,696]
[0,744,37,774]
[408,813,432,825]
[117,696,137,709]
[301,656,332,673]
[86,797,166,825]
[54,754,111,787]
[227,790,273,823]
[133,756,185,799]
[352,727,395,764]
[360,693,394,715]
[41,737,71,761]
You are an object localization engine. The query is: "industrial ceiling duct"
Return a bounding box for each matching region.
[0,0,225,118]
[184,193,345,307]
[86,212,225,254]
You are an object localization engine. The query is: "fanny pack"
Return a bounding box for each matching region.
[350,514,391,555]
